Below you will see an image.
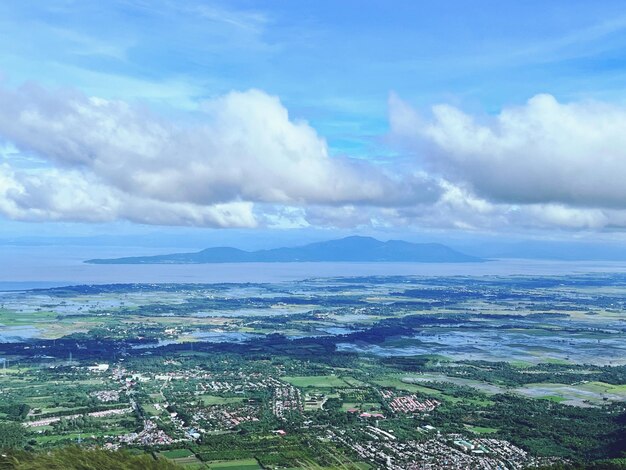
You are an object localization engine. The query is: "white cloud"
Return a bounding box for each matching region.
[390,95,626,208]
[0,164,256,227]
[293,170,626,232]
[4,83,626,233]
[391,93,626,209]
[0,83,437,227]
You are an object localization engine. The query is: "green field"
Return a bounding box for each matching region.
[208,458,261,470]
[466,425,498,434]
[143,403,163,416]
[373,376,448,398]
[282,375,357,388]
[200,395,246,405]
[160,449,195,459]
[340,402,381,412]
[159,449,206,469]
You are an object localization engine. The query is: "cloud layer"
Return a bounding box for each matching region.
[2,83,626,231]
[0,84,436,227]
[392,93,626,208]
[389,93,626,230]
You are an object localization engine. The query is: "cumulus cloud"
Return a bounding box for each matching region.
[390,93,626,209]
[0,83,438,227]
[0,164,256,227]
[4,82,626,232]
[289,165,626,232]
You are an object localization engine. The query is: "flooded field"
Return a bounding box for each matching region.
[2,273,626,407]
[338,326,626,365]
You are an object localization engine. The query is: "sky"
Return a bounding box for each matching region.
[2,0,626,248]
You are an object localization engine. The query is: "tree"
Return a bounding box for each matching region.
[0,421,26,449]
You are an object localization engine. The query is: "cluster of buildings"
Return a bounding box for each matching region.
[91,390,120,402]
[272,384,302,419]
[30,360,558,470]
[190,372,280,394]
[354,411,386,419]
[86,363,110,373]
[381,390,440,414]
[193,404,259,430]
[26,407,132,428]
[326,428,546,470]
[118,419,174,446]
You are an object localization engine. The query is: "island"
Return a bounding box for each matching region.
[85,236,482,264]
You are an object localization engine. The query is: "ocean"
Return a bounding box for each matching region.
[2,245,626,289]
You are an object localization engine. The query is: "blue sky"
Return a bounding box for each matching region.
[2,0,626,245]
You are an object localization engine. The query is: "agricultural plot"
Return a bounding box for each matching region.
[208,459,261,470]
[159,449,205,468]
[200,395,246,406]
[515,381,626,406]
[281,375,360,388]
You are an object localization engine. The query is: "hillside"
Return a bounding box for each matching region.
[0,446,179,469]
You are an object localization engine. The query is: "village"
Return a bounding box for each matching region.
[326,428,555,470]
[10,358,565,469]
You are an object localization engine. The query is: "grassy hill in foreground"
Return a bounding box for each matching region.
[2,448,626,470]
[0,447,179,470]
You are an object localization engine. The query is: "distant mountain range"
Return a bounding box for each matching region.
[85,236,482,264]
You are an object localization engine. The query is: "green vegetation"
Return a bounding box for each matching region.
[466,425,498,434]
[0,422,26,449]
[281,375,356,388]
[208,458,261,470]
[0,447,179,469]
[160,449,195,459]
[199,395,245,406]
